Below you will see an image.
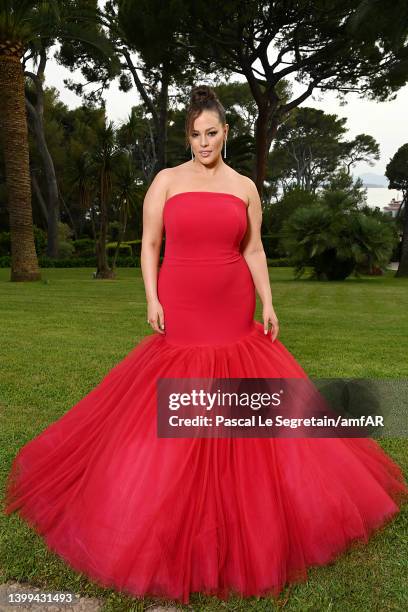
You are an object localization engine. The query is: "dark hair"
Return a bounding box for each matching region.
[184,85,226,148]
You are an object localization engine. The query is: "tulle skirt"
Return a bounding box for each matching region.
[3,321,408,603]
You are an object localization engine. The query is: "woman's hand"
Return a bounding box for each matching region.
[147,298,165,334]
[263,303,279,342]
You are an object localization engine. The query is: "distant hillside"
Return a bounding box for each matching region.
[357,173,388,188]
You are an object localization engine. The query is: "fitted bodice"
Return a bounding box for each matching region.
[157,191,255,346]
[162,191,248,265]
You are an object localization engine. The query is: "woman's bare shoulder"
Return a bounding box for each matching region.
[159,164,190,194]
[147,167,180,198]
[227,171,258,208]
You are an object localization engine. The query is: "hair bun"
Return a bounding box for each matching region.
[190,85,217,107]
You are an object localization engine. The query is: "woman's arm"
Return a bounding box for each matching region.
[141,169,169,334]
[240,177,279,342]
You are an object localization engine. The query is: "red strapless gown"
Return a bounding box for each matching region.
[3,191,408,605]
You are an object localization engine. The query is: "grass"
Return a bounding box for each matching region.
[0,266,407,612]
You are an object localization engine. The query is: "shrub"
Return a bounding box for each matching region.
[58,240,75,258]
[280,190,398,280]
[261,234,281,258]
[33,225,47,256]
[106,242,132,256]
[266,257,291,267]
[0,231,10,256]
[73,238,96,257]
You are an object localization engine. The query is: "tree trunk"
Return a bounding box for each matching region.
[156,73,169,172]
[26,90,60,257]
[60,194,78,240]
[96,213,115,279]
[121,50,170,180]
[0,52,40,282]
[395,196,408,277]
[95,173,115,279]
[90,204,97,241]
[253,106,279,199]
[31,170,48,225]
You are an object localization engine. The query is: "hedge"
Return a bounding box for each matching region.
[0,255,290,268]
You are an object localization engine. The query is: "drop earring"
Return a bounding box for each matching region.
[191,146,194,160]
[224,138,227,158]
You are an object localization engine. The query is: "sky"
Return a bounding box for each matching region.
[41,45,407,203]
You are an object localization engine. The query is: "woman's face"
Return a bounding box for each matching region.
[189,110,228,164]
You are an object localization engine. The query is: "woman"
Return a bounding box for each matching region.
[3,85,408,606]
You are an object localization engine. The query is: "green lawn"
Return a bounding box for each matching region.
[0,266,407,612]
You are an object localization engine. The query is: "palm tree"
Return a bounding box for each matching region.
[111,150,139,271]
[0,2,41,280]
[92,120,123,279]
[0,1,116,281]
[66,147,97,239]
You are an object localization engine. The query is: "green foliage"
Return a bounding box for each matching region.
[266,257,291,267]
[322,168,368,206]
[56,222,75,257]
[280,190,398,281]
[271,108,380,193]
[58,221,73,241]
[349,213,398,273]
[0,0,117,66]
[72,238,95,257]
[57,241,75,258]
[266,187,318,238]
[386,144,408,194]
[118,0,189,69]
[261,234,281,258]
[1,236,143,262]
[124,239,142,257]
[108,220,121,241]
[106,242,132,257]
[0,255,141,268]
[0,231,10,256]
[33,225,47,256]
[0,246,287,270]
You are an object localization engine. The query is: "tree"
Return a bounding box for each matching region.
[341,134,380,176]
[92,120,124,279]
[272,107,372,193]
[57,0,203,179]
[25,48,61,258]
[0,1,41,281]
[110,150,139,271]
[0,0,116,281]
[180,0,408,196]
[386,144,408,277]
[269,107,378,196]
[322,168,367,208]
